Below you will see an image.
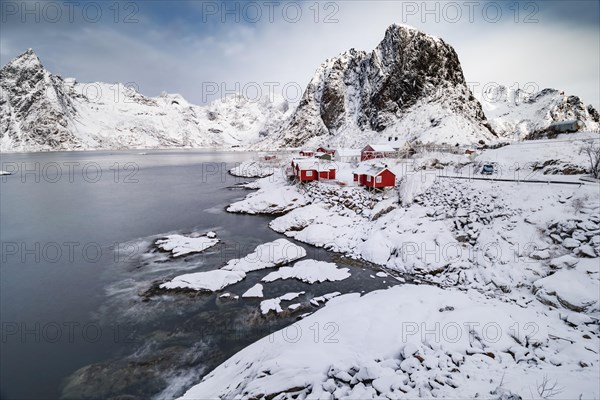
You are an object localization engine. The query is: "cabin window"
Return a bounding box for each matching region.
[306,171,313,177]
[367,176,371,182]
[376,176,382,183]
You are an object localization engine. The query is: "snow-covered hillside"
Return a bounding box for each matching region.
[179,140,600,399]
[263,24,496,149]
[478,85,599,140]
[0,49,290,152]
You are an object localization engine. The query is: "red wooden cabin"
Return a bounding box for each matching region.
[353,164,396,189]
[291,159,337,182]
[316,147,336,156]
[361,144,396,161]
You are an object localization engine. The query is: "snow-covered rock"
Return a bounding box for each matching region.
[534,269,599,312]
[241,284,264,298]
[262,260,351,284]
[227,175,309,215]
[160,270,246,292]
[259,292,305,315]
[178,285,600,399]
[155,234,219,257]
[221,239,306,273]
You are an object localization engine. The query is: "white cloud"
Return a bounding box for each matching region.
[1,1,597,109]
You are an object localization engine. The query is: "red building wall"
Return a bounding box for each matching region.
[364,169,396,188]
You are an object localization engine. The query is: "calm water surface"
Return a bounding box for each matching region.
[0,150,397,400]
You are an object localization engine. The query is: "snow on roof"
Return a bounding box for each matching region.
[292,159,336,172]
[364,144,396,152]
[353,162,392,176]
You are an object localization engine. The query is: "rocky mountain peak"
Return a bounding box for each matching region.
[271,24,493,148]
[2,49,43,75]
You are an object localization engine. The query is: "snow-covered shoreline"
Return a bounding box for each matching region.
[179,142,600,399]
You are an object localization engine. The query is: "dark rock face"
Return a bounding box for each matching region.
[0,49,78,150]
[277,25,492,147]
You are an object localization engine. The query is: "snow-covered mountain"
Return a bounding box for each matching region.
[0,49,290,152]
[478,85,599,140]
[265,24,497,149]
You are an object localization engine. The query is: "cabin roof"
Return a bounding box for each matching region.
[363,144,396,152]
[292,159,336,172]
[353,162,393,176]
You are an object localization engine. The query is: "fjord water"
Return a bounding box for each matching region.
[0,150,395,400]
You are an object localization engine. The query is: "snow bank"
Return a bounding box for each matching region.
[397,170,437,206]
[269,204,330,233]
[534,269,599,311]
[179,285,599,399]
[227,176,309,214]
[160,270,245,292]
[262,260,351,284]
[155,234,219,257]
[222,239,306,273]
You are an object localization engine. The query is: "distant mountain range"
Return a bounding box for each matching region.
[1,25,598,152]
[0,49,290,152]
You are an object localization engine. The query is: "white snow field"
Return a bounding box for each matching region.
[181,139,599,398]
[155,234,219,257]
[262,260,351,284]
[179,285,599,399]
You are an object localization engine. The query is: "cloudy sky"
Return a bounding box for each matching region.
[1,0,598,108]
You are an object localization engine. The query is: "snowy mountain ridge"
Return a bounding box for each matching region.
[261,24,498,149]
[3,26,599,153]
[0,49,291,152]
[478,84,599,140]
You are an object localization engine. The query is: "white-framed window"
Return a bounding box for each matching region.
[376,176,382,183]
[367,176,371,182]
[306,170,313,177]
